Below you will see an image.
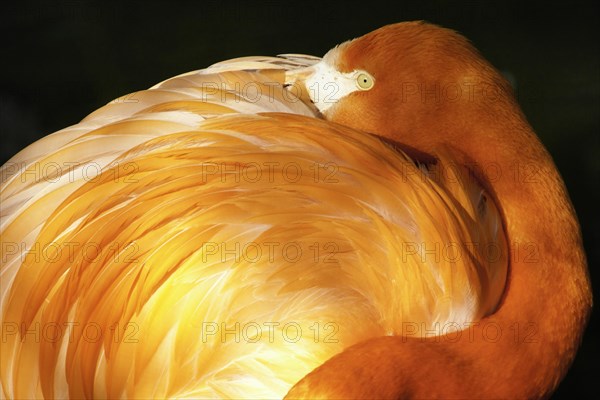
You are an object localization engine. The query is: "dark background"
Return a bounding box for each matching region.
[1,1,597,397]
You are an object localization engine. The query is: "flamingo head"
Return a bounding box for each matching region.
[286,21,519,164]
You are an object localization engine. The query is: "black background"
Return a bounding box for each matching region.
[1,1,597,397]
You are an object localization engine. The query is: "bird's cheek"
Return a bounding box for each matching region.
[323,97,376,135]
[321,99,352,126]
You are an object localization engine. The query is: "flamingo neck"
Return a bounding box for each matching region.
[471,123,591,396]
[417,97,592,395]
[288,94,592,398]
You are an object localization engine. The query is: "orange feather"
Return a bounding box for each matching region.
[0,22,591,399]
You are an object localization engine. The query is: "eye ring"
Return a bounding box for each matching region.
[356,72,375,90]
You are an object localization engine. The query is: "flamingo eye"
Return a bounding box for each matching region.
[355,72,375,90]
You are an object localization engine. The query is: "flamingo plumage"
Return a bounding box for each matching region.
[0,22,591,398]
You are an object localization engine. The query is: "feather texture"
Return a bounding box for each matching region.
[1,55,506,398]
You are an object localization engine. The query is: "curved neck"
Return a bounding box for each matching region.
[467,123,590,396]
[470,118,591,396]
[287,95,592,399]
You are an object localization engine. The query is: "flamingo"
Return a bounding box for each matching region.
[0,21,591,398]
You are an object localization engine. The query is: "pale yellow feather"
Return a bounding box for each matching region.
[1,57,506,398]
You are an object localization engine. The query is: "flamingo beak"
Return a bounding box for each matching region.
[284,66,317,106]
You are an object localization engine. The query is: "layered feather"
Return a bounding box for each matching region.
[0,56,506,398]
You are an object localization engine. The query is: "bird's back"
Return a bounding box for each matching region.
[0,57,507,398]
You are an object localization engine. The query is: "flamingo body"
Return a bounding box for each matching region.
[0,22,591,399]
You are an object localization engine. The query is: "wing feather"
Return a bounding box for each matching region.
[1,56,506,399]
